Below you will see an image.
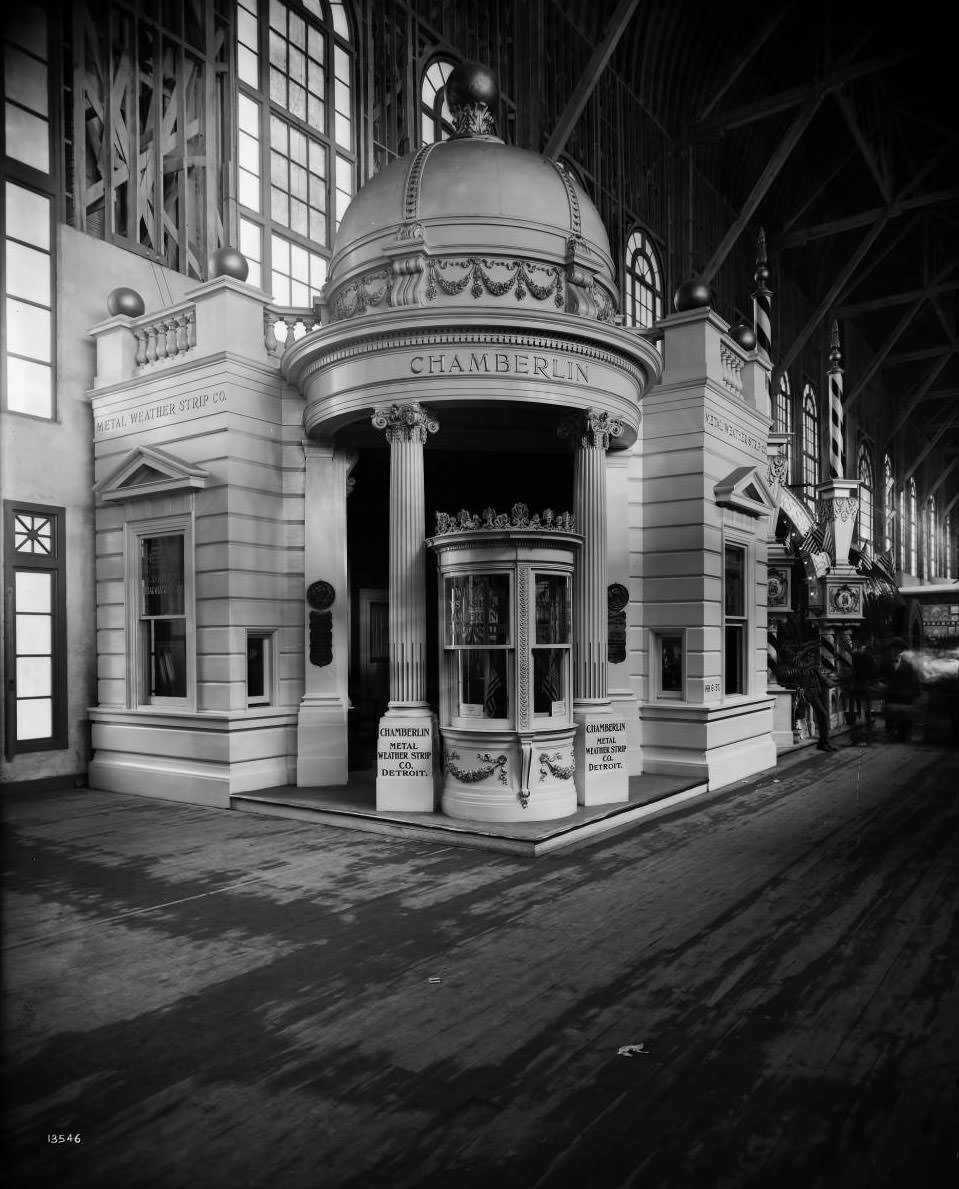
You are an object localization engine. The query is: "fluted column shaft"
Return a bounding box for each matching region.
[561,409,623,703]
[372,402,438,707]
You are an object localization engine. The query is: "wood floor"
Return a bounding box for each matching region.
[3,740,957,1188]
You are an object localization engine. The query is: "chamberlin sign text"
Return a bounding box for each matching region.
[409,351,590,382]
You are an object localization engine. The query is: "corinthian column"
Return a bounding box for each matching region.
[372,402,439,708]
[559,408,629,805]
[560,408,622,703]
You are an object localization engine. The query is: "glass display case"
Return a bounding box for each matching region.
[428,509,581,822]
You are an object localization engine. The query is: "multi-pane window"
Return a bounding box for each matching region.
[774,372,792,481]
[3,502,67,756]
[3,1,51,174]
[130,520,194,707]
[883,455,895,552]
[857,443,874,547]
[926,495,937,579]
[907,478,918,574]
[801,384,819,501]
[237,0,356,306]
[3,181,53,417]
[624,229,663,330]
[420,58,454,145]
[724,543,748,696]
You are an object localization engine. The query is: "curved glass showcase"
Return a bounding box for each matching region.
[428,511,581,822]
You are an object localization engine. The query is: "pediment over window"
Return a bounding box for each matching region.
[94,445,209,503]
[713,465,776,520]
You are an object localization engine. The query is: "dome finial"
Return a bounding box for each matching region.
[445,62,500,139]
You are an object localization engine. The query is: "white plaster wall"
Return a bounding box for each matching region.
[1,228,192,786]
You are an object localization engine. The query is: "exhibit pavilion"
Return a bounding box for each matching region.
[2,0,957,821]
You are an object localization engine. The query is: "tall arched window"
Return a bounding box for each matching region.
[421,58,455,144]
[907,478,918,574]
[624,229,663,331]
[926,495,938,578]
[774,373,792,483]
[857,443,874,547]
[883,455,896,553]
[236,0,356,306]
[801,384,819,502]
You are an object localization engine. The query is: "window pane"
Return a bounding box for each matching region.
[141,535,185,616]
[724,546,745,616]
[247,636,266,698]
[16,570,51,611]
[6,299,51,361]
[460,650,509,719]
[149,619,187,697]
[5,44,48,115]
[724,626,744,695]
[661,636,683,693]
[238,42,259,87]
[6,241,51,305]
[533,648,566,715]
[17,655,51,697]
[4,105,49,172]
[446,574,510,645]
[16,612,51,653]
[534,575,570,643]
[5,357,53,417]
[17,697,52,740]
[5,182,50,248]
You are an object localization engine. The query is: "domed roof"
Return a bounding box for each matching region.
[324,63,618,325]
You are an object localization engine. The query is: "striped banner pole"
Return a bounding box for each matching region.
[751,227,773,359]
[820,627,837,678]
[828,319,845,479]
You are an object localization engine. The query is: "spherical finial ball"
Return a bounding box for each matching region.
[445,61,499,112]
[729,321,757,350]
[210,246,249,282]
[106,286,145,318]
[673,279,712,312]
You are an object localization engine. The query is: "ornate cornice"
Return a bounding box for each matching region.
[432,503,575,536]
[371,401,439,444]
[558,407,625,450]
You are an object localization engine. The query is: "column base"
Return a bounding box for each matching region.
[376,706,439,812]
[573,704,630,805]
[297,698,349,787]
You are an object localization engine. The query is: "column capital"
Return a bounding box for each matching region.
[372,401,439,444]
[558,407,624,450]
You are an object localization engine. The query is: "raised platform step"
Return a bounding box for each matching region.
[230,770,711,856]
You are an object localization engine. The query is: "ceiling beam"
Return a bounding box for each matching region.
[928,458,958,497]
[832,281,959,318]
[833,216,919,305]
[942,490,959,518]
[771,213,892,392]
[542,0,640,160]
[885,354,955,442]
[695,3,793,122]
[686,49,911,143]
[782,149,858,235]
[779,188,959,249]
[903,413,959,484]
[843,261,956,414]
[834,86,890,203]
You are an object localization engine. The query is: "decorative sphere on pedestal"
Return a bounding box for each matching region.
[673,279,712,312]
[445,61,500,111]
[728,321,757,350]
[106,287,145,318]
[209,246,249,282]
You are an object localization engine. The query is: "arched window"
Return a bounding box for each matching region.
[774,373,792,483]
[927,495,938,578]
[624,229,664,331]
[236,0,357,306]
[421,58,455,144]
[907,478,918,574]
[883,455,896,553]
[857,444,874,547]
[801,384,819,502]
